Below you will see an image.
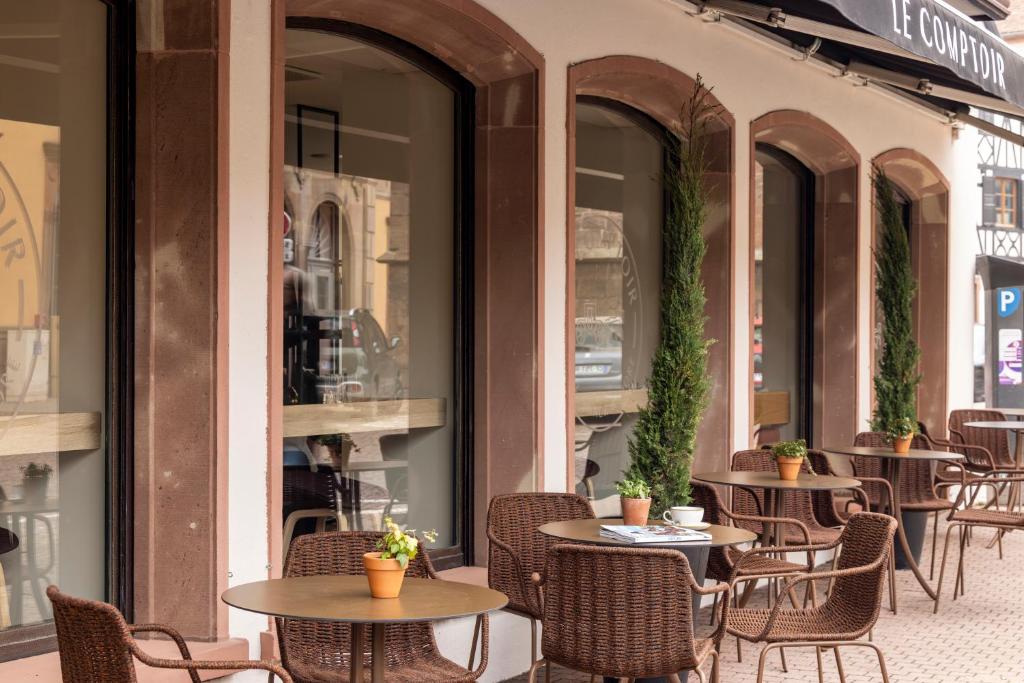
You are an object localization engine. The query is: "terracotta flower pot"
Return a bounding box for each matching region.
[893,435,912,454]
[776,457,803,481]
[363,552,407,598]
[620,496,652,526]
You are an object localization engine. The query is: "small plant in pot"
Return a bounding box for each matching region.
[363,517,436,599]
[887,416,917,455]
[616,476,652,526]
[21,463,52,502]
[772,440,807,481]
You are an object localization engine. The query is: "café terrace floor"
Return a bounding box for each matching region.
[503,517,1024,683]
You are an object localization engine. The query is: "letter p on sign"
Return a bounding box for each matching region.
[999,287,1022,318]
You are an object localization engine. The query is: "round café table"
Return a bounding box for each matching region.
[222,575,507,682]
[824,445,964,604]
[540,518,756,683]
[692,472,861,548]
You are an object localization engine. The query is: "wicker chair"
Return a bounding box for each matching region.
[731,450,842,545]
[727,512,898,683]
[46,585,291,683]
[947,409,1017,471]
[278,531,487,682]
[528,543,729,682]
[486,493,594,672]
[935,471,1024,613]
[854,431,954,577]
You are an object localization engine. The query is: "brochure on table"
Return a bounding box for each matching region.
[600,524,711,544]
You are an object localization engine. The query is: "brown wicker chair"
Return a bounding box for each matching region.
[947,409,1017,471]
[486,492,594,672]
[727,512,898,683]
[731,450,842,545]
[46,585,291,683]
[278,531,487,682]
[528,543,729,682]
[935,471,1024,613]
[854,431,955,578]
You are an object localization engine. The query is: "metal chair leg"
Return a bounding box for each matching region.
[934,522,960,614]
[833,646,847,683]
[929,511,938,580]
[526,658,546,683]
[814,647,825,683]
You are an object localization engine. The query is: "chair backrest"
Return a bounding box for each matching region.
[949,409,1012,469]
[806,450,846,528]
[47,585,138,683]
[487,493,594,617]
[731,449,821,530]
[278,531,438,675]
[282,465,338,520]
[852,431,955,507]
[541,544,702,679]
[825,512,897,636]
[689,482,733,582]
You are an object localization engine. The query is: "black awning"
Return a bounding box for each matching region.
[705,0,1024,113]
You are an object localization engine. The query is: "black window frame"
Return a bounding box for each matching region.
[0,0,135,662]
[284,17,475,569]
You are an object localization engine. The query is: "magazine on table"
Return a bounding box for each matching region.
[599,524,712,544]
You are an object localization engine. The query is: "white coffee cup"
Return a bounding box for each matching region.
[662,506,704,525]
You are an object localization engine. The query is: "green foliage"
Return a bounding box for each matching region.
[377,516,437,569]
[626,76,718,517]
[615,476,652,500]
[885,416,917,441]
[870,172,921,432]
[771,439,808,460]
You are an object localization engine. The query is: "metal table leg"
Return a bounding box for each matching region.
[887,458,939,602]
[372,623,386,682]
[350,622,365,681]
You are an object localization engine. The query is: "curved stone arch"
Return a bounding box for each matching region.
[873,148,950,437]
[275,0,544,564]
[750,109,861,449]
[566,55,736,475]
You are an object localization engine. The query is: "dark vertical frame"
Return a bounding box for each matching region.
[0,0,134,662]
[295,104,340,176]
[284,18,475,568]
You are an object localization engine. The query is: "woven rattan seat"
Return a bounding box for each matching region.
[47,586,291,683]
[529,543,728,682]
[726,512,897,682]
[852,433,953,513]
[277,531,487,683]
[950,507,1024,526]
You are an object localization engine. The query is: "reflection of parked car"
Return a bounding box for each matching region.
[316,309,403,402]
[575,317,622,392]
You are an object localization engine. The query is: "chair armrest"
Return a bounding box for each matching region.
[127,641,293,683]
[949,441,998,470]
[129,624,195,679]
[486,532,533,606]
[854,476,894,511]
[726,512,813,545]
[687,578,731,646]
[751,551,890,641]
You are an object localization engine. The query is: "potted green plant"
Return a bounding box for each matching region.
[21,462,52,502]
[887,416,917,455]
[771,440,807,481]
[616,476,653,526]
[363,516,436,598]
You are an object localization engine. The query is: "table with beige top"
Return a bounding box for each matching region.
[824,445,964,604]
[692,471,861,548]
[540,518,756,683]
[222,575,507,682]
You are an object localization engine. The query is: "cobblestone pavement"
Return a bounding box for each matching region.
[502,519,1024,682]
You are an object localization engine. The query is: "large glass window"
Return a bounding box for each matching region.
[0,1,112,636]
[752,145,813,446]
[572,99,666,516]
[281,26,468,561]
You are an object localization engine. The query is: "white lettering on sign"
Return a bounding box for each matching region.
[896,0,1009,91]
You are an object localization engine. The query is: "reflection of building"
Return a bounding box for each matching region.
[5,0,1024,680]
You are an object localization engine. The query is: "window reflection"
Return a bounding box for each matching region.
[573,100,664,515]
[0,0,109,631]
[282,29,458,551]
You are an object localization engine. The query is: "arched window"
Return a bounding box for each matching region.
[281,23,471,557]
[572,97,671,510]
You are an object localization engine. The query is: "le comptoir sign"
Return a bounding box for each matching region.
[888,0,1007,89]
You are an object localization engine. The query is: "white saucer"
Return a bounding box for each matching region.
[668,521,711,530]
